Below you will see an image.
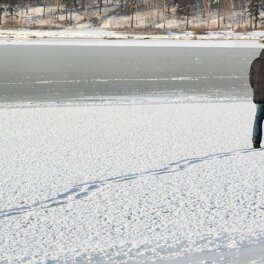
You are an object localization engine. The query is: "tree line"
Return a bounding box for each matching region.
[0,0,263,30]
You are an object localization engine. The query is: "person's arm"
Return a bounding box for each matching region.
[249,60,256,88]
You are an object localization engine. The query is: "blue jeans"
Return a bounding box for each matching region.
[252,104,264,144]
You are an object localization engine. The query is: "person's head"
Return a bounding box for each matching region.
[260,49,264,59]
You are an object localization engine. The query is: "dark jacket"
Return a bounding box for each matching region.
[250,49,264,103]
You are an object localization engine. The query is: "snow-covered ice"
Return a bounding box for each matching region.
[1,101,264,263]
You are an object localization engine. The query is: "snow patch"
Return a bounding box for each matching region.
[0,102,264,263]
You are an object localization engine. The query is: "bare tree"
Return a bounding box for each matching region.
[57,0,60,21]
[43,0,46,18]
[99,0,102,14]
[129,0,136,27]
[217,0,221,29]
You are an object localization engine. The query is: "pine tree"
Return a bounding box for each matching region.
[176,0,192,16]
[62,0,73,24]
[0,5,4,25]
[246,0,263,29]
[176,0,193,30]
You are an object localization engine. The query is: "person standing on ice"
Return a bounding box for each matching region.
[250,49,264,149]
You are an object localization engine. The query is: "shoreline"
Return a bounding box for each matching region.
[0,28,264,42]
[0,37,263,48]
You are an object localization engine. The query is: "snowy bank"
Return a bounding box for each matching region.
[0,37,263,48]
[0,28,264,42]
[1,101,264,263]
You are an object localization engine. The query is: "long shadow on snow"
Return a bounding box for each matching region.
[0,148,261,219]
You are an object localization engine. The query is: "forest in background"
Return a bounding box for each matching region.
[0,0,263,32]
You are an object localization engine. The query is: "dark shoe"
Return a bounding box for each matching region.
[253,142,261,149]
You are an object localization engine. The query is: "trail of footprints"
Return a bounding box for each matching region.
[0,148,258,218]
[0,175,138,218]
[0,183,101,218]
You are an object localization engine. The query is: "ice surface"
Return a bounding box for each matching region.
[0,44,258,103]
[0,101,264,263]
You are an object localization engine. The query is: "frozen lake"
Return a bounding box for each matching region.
[1,40,264,263]
[0,40,261,102]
